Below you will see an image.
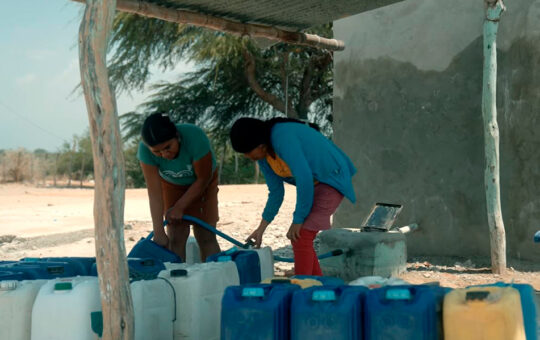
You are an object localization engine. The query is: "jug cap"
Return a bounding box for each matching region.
[242,287,265,298]
[54,282,73,291]
[312,290,336,301]
[385,288,412,300]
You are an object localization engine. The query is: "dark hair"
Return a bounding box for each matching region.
[141,112,177,147]
[229,117,319,153]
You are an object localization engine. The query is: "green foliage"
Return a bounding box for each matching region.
[110,15,334,145]
[124,141,146,188]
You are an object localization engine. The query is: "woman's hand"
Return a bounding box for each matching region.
[165,206,184,224]
[286,223,303,242]
[246,227,265,248]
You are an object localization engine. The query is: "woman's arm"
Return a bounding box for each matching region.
[140,161,168,246]
[274,136,314,225]
[166,152,213,223]
[260,160,285,223]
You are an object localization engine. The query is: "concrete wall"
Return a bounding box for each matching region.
[332,0,540,261]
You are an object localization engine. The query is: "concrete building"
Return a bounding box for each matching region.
[332,0,540,261]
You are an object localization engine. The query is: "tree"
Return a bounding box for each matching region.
[109,14,334,141]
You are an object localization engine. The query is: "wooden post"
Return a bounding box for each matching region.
[482,0,506,274]
[78,0,134,339]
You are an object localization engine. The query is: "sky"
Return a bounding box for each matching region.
[0,0,192,152]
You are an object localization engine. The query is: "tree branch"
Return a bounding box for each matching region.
[242,48,298,117]
[298,52,333,118]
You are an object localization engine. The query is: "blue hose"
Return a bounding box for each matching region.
[164,215,252,249]
[162,215,345,262]
[535,231,540,243]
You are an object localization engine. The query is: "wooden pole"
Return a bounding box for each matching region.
[71,0,345,51]
[482,0,506,274]
[78,0,134,339]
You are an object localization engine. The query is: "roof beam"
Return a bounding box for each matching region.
[71,0,345,51]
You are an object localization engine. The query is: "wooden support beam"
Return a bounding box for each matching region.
[482,0,506,274]
[71,0,345,51]
[78,0,135,339]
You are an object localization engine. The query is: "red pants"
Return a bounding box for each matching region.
[292,228,322,276]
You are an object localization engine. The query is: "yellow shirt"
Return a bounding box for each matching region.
[265,154,292,178]
[266,153,318,184]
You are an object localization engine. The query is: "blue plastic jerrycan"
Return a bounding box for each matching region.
[207,247,261,284]
[128,231,183,264]
[91,258,166,281]
[221,283,300,340]
[19,257,96,276]
[0,271,27,281]
[291,285,368,340]
[364,284,446,340]
[0,261,78,280]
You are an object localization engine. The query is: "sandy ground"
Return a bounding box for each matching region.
[0,183,539,289]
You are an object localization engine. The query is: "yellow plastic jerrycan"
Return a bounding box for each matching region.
[443,286,526,340]
[262,277,322,289]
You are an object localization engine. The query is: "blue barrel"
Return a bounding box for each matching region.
[128,232,183,264]
[291,285,367,340]
[20,257,96,276]
[0,271,27,281]
[221,283,300,340]
[291,275,345,286]
[473,282,537,340]
[0,261,78,279]
[207,248,261,284]
[364,285,440,340]
[91,258,166,281]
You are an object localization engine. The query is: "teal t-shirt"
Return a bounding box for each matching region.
[137,124,216,185]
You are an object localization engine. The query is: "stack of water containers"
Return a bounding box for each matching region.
[0,239,272,340]
[220,275,538,340]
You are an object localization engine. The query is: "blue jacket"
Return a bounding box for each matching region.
[259,122,357,224]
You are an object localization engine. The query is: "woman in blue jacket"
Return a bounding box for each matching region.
[229,117,356,275]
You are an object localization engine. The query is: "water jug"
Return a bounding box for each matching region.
[31,276,101,340]
[131,279,175,340]
[472,282,537,340]
[290,285,367,340]
[0,261,78,280]
[20,257,96,276]
[443,286,526,340]
[0,271,26,281]
[0,280,46,340]
[129,231,183,263]
[242,246,274,281]
[364,285,439,340]
[160,261,239,340]
[91,258,166,281]
[221,283,300,340]
[207,248,260,284]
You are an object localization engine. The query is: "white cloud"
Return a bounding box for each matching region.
[15,74,37,86]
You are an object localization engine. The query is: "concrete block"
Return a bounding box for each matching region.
[318,228,406,281]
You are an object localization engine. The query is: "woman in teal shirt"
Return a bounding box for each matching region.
[137,113,221,261]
